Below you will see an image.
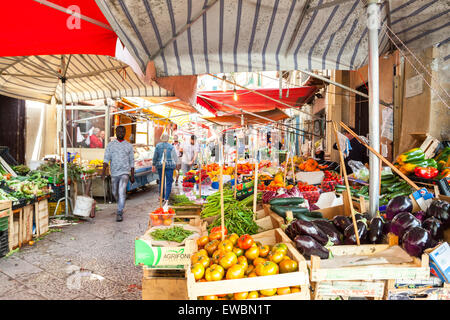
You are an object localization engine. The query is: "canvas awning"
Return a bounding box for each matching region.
[197,87,317,114]
[203,108,289,126]
[95,0,450,77]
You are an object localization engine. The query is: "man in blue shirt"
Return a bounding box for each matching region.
[102,126,135,222]
[152,132,178,207]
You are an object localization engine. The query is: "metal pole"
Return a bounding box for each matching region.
[367,0,381,217]
[62,78,69,216]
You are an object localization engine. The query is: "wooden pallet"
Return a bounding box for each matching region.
[310,244,429,282]
[34,199,49,237]
[186,228,310,300]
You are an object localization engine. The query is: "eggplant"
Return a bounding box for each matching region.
[285,223,297,240]
[294,235,329,259]
[312,220,343,245]
[332,215,352,232]
[382,221,392,236]
[413,210,426,223]
[401,227,434,257]
[344,220,368,245]
[390,212,421,239]
[368,216,384,244]
[354,213,364,221]
[426,200,450,227]
[421,217,444,240]
[386,196,413,220]
[292,219,328,245]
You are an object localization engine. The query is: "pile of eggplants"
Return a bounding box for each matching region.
[384,196,449,257]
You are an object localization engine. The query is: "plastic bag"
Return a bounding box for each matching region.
[348,160,369,181]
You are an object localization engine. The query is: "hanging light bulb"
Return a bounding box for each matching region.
[233,87,238,101]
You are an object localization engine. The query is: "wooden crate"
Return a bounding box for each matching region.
[142,267,188,300]
[255,211,284,232]
[34,199,49,237]
[170,205,202,218]
[9,208,21,250]
[186,228,310,300]
[385,280,450,300]
[312,280,385,300]
[21,204,33,243]
[310,244,430,282]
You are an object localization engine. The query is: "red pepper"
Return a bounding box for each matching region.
[414,166,438,179]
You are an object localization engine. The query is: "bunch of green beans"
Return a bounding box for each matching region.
[150,226,194,243]
[201,189,235,218]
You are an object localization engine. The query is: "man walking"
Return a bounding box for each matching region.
[172,135,182,185]
[102,126,135,222]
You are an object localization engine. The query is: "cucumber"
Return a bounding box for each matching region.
[380,176,397,185]
[270,205,309,217]
[270,206,287,218]
[381,174,395,181]
[269,197,305,206]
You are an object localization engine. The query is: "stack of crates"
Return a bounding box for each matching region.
[0,215,9,257]
[48,183,65,216]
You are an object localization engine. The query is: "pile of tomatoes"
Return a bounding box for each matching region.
[297,181,318,192]
[191,229,301,300]
[149,207,175,227]
[323,170,342,183]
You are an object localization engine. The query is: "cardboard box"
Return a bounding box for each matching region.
[428,242,450,283]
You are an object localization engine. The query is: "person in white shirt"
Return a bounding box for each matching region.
[180,135,199,174]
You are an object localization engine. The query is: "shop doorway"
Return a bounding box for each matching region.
[0,94,26,164]
[355,84,369,137]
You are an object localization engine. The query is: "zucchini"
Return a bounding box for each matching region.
[270,205,309,217]
[270,206,287,218]
[269,197,305,206]
[303,211,324,218]
[359,186,369,194]
[388,188,412,199]
[380,176,397,185]
[294,212,328,222]
[381,173,395,181]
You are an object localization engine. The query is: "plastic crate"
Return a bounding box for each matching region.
[48,201,65,217]
[0,230,8,257]
[0,216,8,232]
[48,184,65,202]
[409,176,450,196]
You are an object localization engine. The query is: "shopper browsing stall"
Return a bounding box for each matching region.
[172,135,182,186]
[152,132,178,205]
[180,135,199,174]
[102,126,135,222]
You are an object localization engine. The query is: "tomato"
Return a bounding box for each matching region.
[218,240,234,252]
[259,288,277,296]
[219,252,238,270]
[237,256,248,272]
[277,287,291,295]
[191,252,209,266]
[247,291,259,299]
[269,250,285,264]
[247,271,257,278]
[233,292,248,300]
[255,261,279,276]
[271,243,288,255]
[205,264,225,281]
[196,236,209,248]
[232,247,244,257]
[245,264,255,275]
[258,245,270,258]
[225,264,246,280]
[191,263,205,281]
[197,255,211,269]
[245,246,260,261]
[197,249,208,257]
[208,231,222,242]
[212,249,226,264]
[204,240,219,256]
[203,295,218,300]
[252,257,266,266]
[237,234,254,250]
[152,218,162,226]
[211,226,228,236]
[163,218,172,226]
[168,208,175,214]
[281,255,291,261]
[226,233,239,246]
[290,286,301,293]
[279,259,298,274]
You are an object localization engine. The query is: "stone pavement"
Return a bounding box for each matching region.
[0,183,161,300]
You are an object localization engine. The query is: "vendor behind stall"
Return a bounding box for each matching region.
[152,132,178,206]
[102,126,135,222]
[180,135,199,174]
[333,127,368,174]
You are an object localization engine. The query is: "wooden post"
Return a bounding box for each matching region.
[291,156,296,185]
[339,121,420,191]
[219,145,225,241]
[283,152,289,186]
[253,159,259,217]
[332,121,360,245]
[234,151,238,199]
[159,149,167,207]
[198,162,202,199]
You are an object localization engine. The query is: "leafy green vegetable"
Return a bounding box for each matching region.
[150,226,194,243]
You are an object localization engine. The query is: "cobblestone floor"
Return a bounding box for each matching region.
[0,183,161,300]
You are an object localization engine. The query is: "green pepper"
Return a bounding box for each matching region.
[397,148,426,164]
